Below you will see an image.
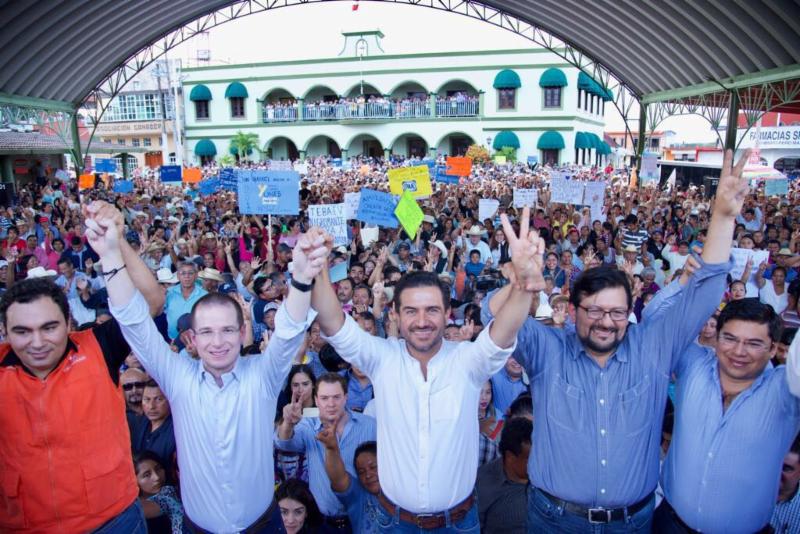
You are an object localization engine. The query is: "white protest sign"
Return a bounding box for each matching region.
[551,176,585,205]
[360,225,379,248]
[294,162,309,175]
[640,153,658,183]
[308,203,348,246]
[513,188,538,208]
[344,192,361,220]
[269,160,294,171]
[55,169,70,181]
[583,182,606,222]
[730,247,769,281]
[478,199,500,222]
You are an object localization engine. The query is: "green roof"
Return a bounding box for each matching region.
[574,132,591,149]
[539,68,567,88]
[224,81,248,99]
[492,130,520,150]
[189,84,212,101]
[194,139,217,157]
[493,69,522,89]
[537,130,565,150]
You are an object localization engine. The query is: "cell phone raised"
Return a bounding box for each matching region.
[302,407,320,418]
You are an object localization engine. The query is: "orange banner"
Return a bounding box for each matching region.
[445,156,472,177]
[183,167,202,183]
[78,174,94,190]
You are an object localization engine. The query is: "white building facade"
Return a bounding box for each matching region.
[182,32,609,165]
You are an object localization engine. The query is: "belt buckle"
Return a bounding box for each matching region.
[415,513,436,527]
[588,507,611,524]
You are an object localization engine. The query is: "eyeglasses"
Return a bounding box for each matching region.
[718,333,772,355]
[577,305,629,322]
[122,381,146,391]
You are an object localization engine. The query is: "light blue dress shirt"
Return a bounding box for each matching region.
[165,283,207,339]
[112,291,307,533]
[512,258,730,507]
[662,344,800,532]
[274,410,377,516]
[490,367,527,415]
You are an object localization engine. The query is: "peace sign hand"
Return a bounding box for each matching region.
[500,206,545,292]
[282,389,303,426]
[315,423,339,451]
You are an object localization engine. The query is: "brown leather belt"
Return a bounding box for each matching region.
[376,492,474,529]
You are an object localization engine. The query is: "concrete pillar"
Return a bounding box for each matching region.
[724,90,740,151]
[478,91,485,117]
[297,98,305,121]
[429,146,437,158]
[341,148,349,160]
[121,153,130,179]
[299,150,307,160]
[383,148,391,160]
[0,156,13,183]
[429,92,437,118]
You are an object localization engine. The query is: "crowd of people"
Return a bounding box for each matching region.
[1,151,799,533]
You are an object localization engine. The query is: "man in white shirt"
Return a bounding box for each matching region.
[84,201,330,534]
[311,208,543,531]
[465,225,492,264]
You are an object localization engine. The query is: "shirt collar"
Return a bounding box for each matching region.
[1,339,78,378]
[568,331,628,363]
[200,357,242,387]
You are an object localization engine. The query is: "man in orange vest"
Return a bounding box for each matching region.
[0,230,164,532]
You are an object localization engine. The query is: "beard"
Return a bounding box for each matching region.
[578,325,624,356]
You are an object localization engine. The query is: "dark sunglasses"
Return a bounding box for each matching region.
[122,381,146,391]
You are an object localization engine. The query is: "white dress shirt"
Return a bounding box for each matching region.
[323,313,514,513]
[111,291,306,533]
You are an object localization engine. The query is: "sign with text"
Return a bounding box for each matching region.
[584,182,606,222]
[356,188,399,228]
[446,156,472,177]
[344,192,360,220]
[183,167,202,183]
[198,178,220,196]
[730,247,770,284]
[640,153,659,183]
[513,188,538,208]
[434,165,459,184]
[112,180,134,193]
[764,178,789,196]
[309,203,348,246]
[550,176,585,205]
[160,165,181,182]
[219,167,237,191]
[478,198,500,221]
[94,158,117,173]
[394,191,424,239]
[78,174,94,190]
[237,170,300,215]
[388,165,432,198]
[738,126,800,149]
[494,155,507,165]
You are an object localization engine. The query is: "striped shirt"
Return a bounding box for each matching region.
[771,485,800,533]
[274,410,377,516]
[621,228,649,250]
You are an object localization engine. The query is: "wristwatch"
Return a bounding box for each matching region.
[290,278,315,292]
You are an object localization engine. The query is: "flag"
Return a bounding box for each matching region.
[666,168,676,190]
[352,0,359,10]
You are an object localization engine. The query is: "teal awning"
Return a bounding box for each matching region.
[586,132,602,149]
[575,132,591,149]
[224,81,248,99]
[194,139,217,157]
[537,130,565,150]
[493,69,522,89]
[189,84,212,101]
[492,130,520,150]
[600,141,612,154]
[577,73,607,97]
[539,68,568,88]
[602,87,614,101]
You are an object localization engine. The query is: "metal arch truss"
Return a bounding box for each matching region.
[80,0,637,137]
[644,78,800,150]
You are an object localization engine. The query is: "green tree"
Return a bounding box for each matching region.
[496,146,517,163]
[229,131,260,162]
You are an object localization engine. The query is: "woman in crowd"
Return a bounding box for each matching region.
[276,479,325,534]
[134,451,185,534]
[758,263,790,314]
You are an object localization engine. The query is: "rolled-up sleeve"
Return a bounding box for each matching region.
[273,419,311,453]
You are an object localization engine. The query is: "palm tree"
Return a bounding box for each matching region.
[229,131,260,162]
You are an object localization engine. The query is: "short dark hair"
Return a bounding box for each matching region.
[317,372,348,394]
[353,441,377,470]
[393,271,450,312]
[0,278,70,326]
[57,256,73,267]
[499,417,533,457]
[791,432,800,456]
[507,393,533,419]
[144,379,160,389]
[781,327,798,346]
[190,292,243,329]
[569,266,632,310]
[716,298,783,342]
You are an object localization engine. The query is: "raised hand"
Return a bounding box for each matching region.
[291,227,330,283]
[282,390,303,426]
[459,318,475,341]
[83,201,123,259]
[315,423,339,451]
[713,149,750,218]
[500,206,545,292]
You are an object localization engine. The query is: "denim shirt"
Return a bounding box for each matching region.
[513,258,730,507]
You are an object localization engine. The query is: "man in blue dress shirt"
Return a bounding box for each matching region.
[655,298,800,532]
[489,149,750,532]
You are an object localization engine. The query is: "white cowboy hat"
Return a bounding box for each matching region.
[26,266,58,279]
[156,267,178,284]
[467,225,484,236]
[198,268,225,283]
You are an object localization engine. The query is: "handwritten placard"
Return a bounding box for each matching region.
[219,167,237,191]
[551,176,585,205]
[730,247,770,281]
[513,188,538,208]
[356,188,398,228]
[344,192,360,220]
[478,199,500,222]
[394,191,424,239]
[764,178,788,196]
[309,203,348,246]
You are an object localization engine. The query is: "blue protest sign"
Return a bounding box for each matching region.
[237,170,300,215]
[422,158,436,169]
[433,165,459,184]
[95,158,117,173]
[527,156,538,165]
[160,165,181,182]
[199,178,220,196]
[112,180,133,193]
[356,189,399,228]
[764,178,788,196]
[332,158,343,167]
[219,167,237,191]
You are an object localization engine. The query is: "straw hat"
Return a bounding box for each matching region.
[198,268,224,283]
[26,266,58,279]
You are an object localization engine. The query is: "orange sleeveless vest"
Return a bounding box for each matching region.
[0,328,138,532]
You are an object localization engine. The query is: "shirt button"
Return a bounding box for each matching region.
[600,488,606,494]
[600,428,606,436]
[599,399,605,405]
[708,452,713,458]
[601,459,607,466]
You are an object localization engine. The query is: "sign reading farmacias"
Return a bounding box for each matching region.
[737,127,800,149]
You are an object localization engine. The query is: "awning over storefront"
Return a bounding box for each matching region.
[537,130,565,150]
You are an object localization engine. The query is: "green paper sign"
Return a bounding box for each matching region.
[394,191,424,239]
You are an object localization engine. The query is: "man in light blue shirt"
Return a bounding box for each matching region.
[276,372,376,529]
[491,149,750,531]
[656,299,800,533]
[165,261,207,339]
[87,201,331,533]
[490,356,527,415]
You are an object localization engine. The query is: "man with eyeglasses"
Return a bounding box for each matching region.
[165,261,207,340]
[87,201,331,533]
[488,150,750,531]
[654,298,800,533]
